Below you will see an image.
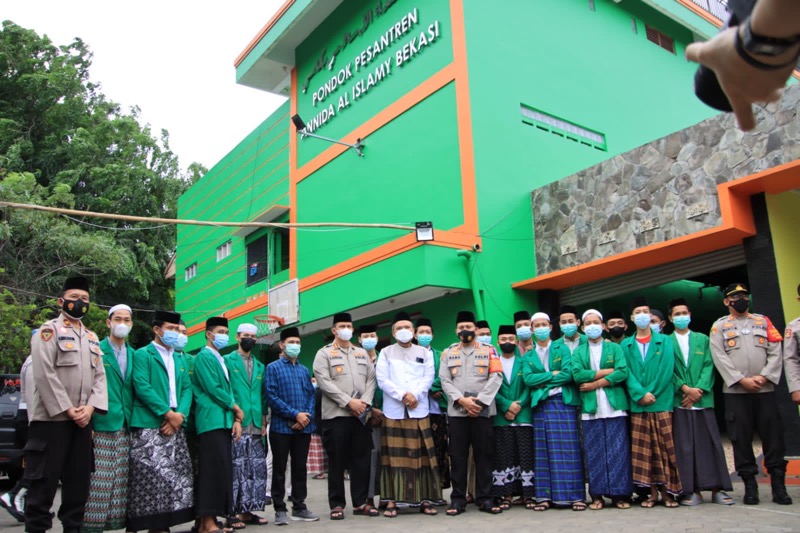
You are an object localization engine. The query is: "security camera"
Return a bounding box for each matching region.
[472,244,481,252]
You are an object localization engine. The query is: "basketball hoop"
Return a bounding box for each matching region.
[254,314,285,344]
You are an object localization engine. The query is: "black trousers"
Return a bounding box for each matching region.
[448,416,494,507]
[196,429,233,517]
[321,417,372,509]
[24,421,93,533]
[269,432,311,512]
[724,392,786,478]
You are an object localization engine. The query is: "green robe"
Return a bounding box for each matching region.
[224,351,266,428]
[571,340,629,414]
[493,350,532,426]
[671,331,715,409]
[522,342,579,408]
[192,346,236,434]
[621,333,676,413]
[130,343,192,429]
[92,337,134,432]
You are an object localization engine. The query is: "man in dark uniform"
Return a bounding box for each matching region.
[26,276,108,533]
[709,283,791,505]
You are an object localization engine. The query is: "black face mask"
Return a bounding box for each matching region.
[239,338,257,352]
[608,326,626,339]
[62,298,90,320]
[458,330,475,344]
[499,342,516,354]
[731,299,750,313]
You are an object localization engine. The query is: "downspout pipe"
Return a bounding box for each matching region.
[456,249,485,320]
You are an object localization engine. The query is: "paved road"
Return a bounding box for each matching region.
[1,477,799,532]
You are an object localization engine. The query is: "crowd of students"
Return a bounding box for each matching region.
[9,276,800,531]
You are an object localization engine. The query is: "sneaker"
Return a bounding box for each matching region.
[275,511,289,526]
[0,492,24,522]
[291,509,320,522]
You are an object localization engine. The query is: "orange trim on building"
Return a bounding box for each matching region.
[675,0,724,27]
[234,0,296,67]
[289,67,299,280]
[513,159,800,292]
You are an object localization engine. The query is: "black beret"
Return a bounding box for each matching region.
[332,312,352,325]
[630,296,649,311]
[62,276,89,293]
[206,316,228,330]
[392,311,411,324]
[475,320,490,329]
[513,310,531,323]
[280,327,300,341]
[559,305,578,317]
[668,298,688,312]
[498,325,516,336]
[358,324,377,335]
[415,317,432,328]
[154,310,181,324]
[456,311,476,325]
[723,283,750,297]
[606,310,625,320]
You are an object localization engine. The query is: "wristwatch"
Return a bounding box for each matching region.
[736,16,800,70]
[741,16,800,56]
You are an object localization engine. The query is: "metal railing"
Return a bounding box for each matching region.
[686,0,730,21]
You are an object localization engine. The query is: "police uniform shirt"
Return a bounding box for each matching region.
[438,341,503,417]
[784,316,800,393]
[709,313,783,394]
[313,342,376,420]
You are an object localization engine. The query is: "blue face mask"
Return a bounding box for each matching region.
[534,327,551,341]
[174,333,188,351]
[285,344,301,358]
[633,313,651,329]
[561,323,578,338]
[584,324,604,340]
[649,323,662,334]
[673,315,691,330]
[160,329,180,348]
[212,333,229,350]
[516,326,532,341]
[361,338,378,351]
[477,335,492,345]
[417,334,433,347]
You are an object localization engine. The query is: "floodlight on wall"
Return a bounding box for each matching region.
[291,114,364,157]
[415,221,434,242]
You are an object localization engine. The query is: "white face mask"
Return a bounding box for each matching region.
[111,323,131,339]
[395,329,414,343]
[336,328,354,341]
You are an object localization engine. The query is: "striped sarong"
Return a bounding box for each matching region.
[630,411,682,495]
[307,433,327,475]
[81,429,129,533]
[379,417,442,503]
[533,395,585,505]
[582,417,633,499]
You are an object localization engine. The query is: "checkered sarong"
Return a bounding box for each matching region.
[533,395,585,505]
[307,433,327,475]
[630,412,682,495]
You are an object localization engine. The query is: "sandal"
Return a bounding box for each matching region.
[712,491,735,506]
[588,498,604,510]
[446,504,465,516]
[240,514,268,525]
[498,499,512,511]
[663,498,679,508]
[572,501,587,511]
[313,473,327,480]
[640,497,657,508]
[353,503,379,517]
[533,501,550,512]
[225,517,246,530]
[479,501,503,514]
[524,499,537,510]
[384,504,398,518]
[330,507,345,520]
[420,502,438,515]
[613,499,631,509]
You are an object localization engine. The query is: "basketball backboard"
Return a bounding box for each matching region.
[268,278,299,325]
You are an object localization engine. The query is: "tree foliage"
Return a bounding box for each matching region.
[0,20,202,367]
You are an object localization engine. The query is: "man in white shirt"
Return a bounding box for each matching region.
[375,312,440,517]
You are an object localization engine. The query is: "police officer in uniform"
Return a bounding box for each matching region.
[709,283,791,506]
[784,283,800,405]
[313,312,377,519]
[439,311,503,516]
[26,276,108,533]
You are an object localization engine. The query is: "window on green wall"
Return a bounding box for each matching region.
[273,227,290,275]
[246,235,268,286]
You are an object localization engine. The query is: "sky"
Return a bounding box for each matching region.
[3,1,288,170]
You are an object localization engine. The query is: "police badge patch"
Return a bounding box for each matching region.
[41,328,53,342]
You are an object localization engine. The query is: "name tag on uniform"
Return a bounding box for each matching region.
[416,357,424,364]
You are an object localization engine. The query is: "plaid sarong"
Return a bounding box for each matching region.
[82,429,129,533]
[379,417,442,503]
[533,395,585,505]
[582,417,633,499]
[630,411,682,495]
[307,433,327,475]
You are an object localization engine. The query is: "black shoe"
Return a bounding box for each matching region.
[770,470,793,505]
[265,496,273,505]
[743,476,760,505]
